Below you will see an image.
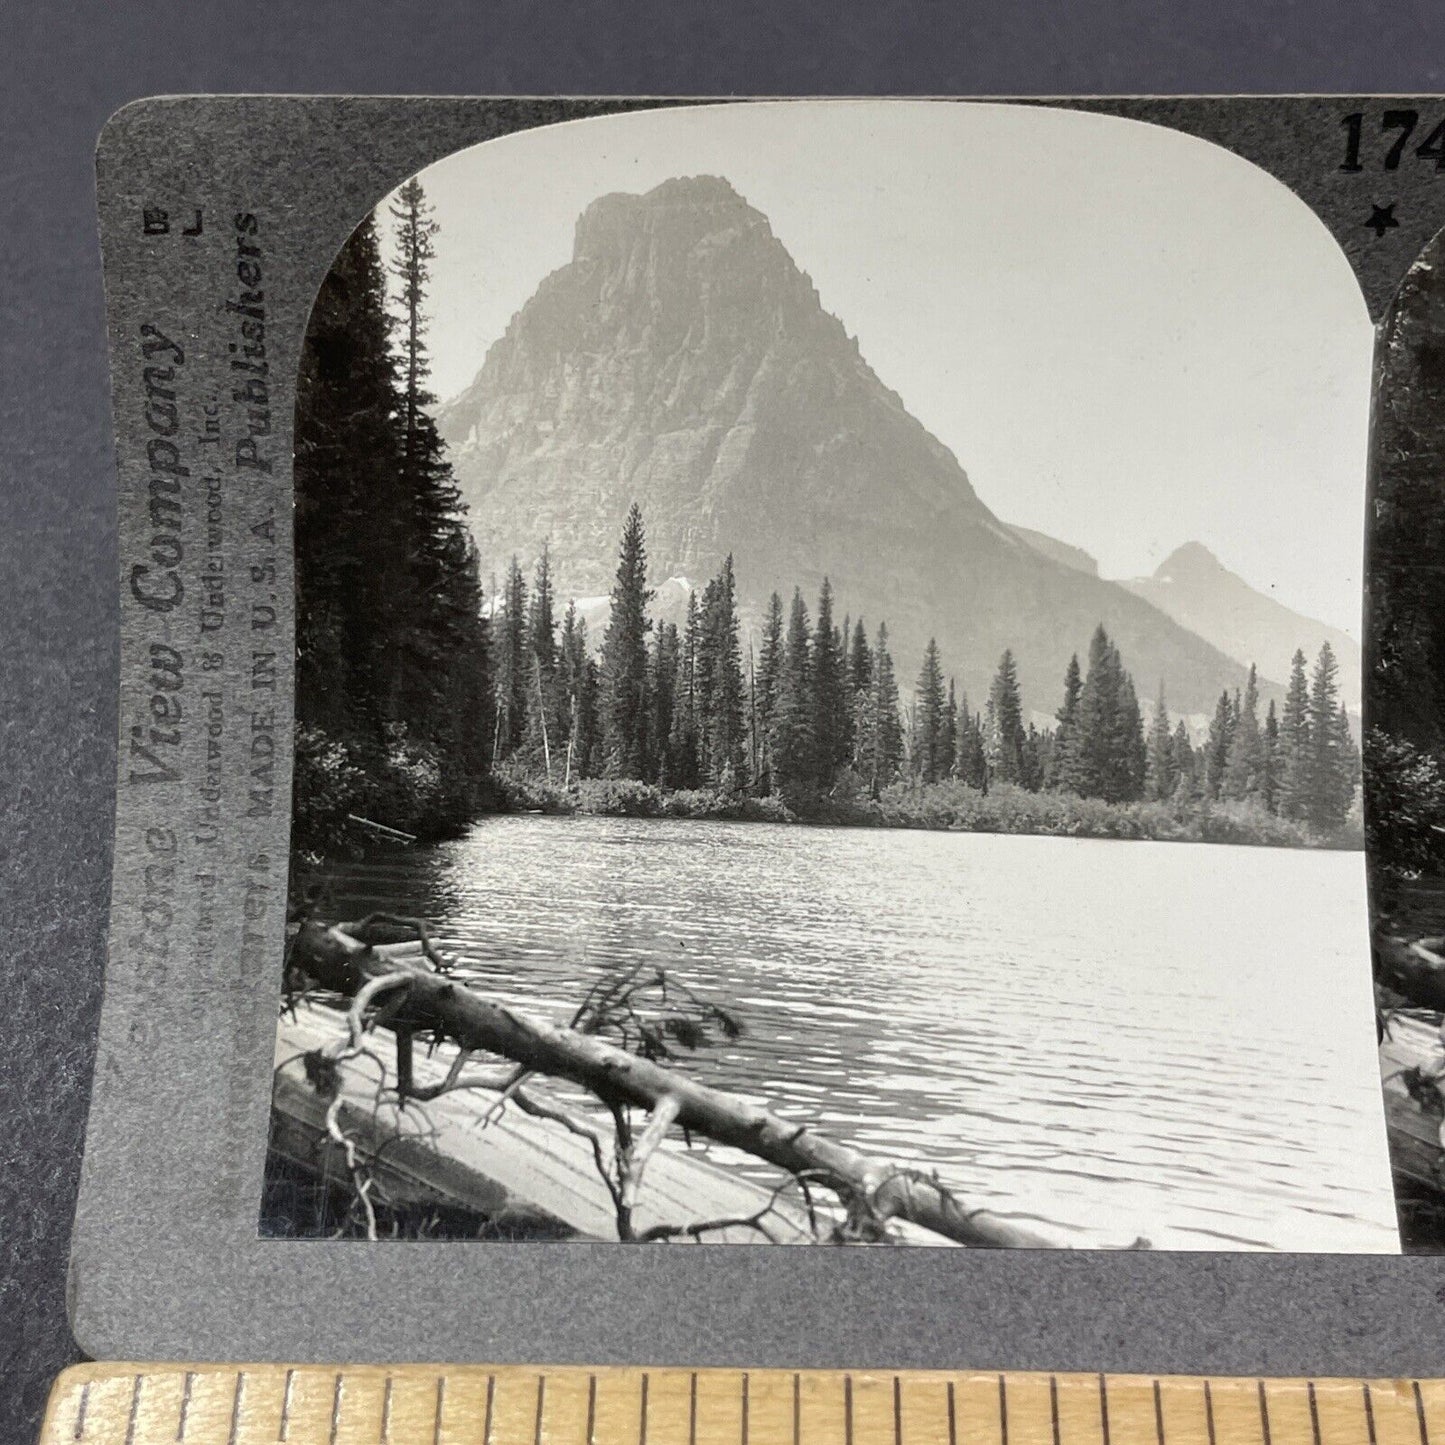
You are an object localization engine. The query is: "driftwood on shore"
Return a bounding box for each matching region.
[286,917,1073,1248]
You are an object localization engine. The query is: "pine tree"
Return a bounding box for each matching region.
[1261,700,1281,814]
[848,618,873,701]
[1170,720,1197,801]
[649,622,680,786]
[493,557,528,759]
[855,622,903,796]
[389,179,471,735]
[1145,682,1176,802]
[811,578,848,787]
[985,649,1027,784]
[752,591,785,794]
[1305,641,1351,832]
[1279,648,1312,821]
[559,601,596,781]
[294,212,401,744]
[1075,626,1144,802]
[520,543,562,769]
[1020,724,1046,792]
[770,589,815,800]
[838,612,856,764]
[1119,674,1147,801]
[942,679,959,782]
[667,592,702,789]
[1048,654,1084,793]
[1203,690,1234,802]
[696,557,748,790]
[599,503,654,778]
[955,706,988,791]
[1222,664,1265,803]
[912,639,949,783]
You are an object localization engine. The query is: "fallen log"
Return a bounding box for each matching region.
[288,919,1070,1249]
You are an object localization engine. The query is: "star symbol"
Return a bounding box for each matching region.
[1366,202,1400,239]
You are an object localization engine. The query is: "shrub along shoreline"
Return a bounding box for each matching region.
[491,767,1363,850]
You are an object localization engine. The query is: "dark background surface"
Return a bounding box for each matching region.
[4,3,1445,1439]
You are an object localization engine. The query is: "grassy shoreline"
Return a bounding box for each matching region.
[491,768,1363,851]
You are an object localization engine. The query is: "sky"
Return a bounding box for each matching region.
[382,101,1374,637]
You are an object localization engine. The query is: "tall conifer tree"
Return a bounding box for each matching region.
[1305,642,1351,831]
[754,592,785,794]
[389,179,471,733]
[811,578,848,786]
[599,503,654,778]
[668,592,702,789]
[912,639,949,783]
[1280,648,1312,821]
[1222,665,1265,803]
[294,212,400,744]
[494,557,528,759]
[1170,720,1197,801]
[1145,683,1176,801]
[771,589,815,799]
[1203,690,1235,802]
[1049,654,1084,793]
[1262,699,1281,814]
[986,649,1027,784]
[697,557,748,790]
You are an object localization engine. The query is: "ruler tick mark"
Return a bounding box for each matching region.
[1051,1376,1062,1445]
[845,1375,855,1445]
[330,1373,344,1445]
[999,1374,1010,1445]
[535,1374,546,1445]
[793,1373,800,1445]
[484,1373,496,1445]
[947,1381,957,1445]
[72,1382,89,1441]
[640,1372,650,1445]
[433,1375,447,1445]
[1308,1382,1321,1445]
[1153,1380,1165,1445]
[278,1370,294,1444]
[590,1375,599,1445]
[1204,1380,1216,1445]
[124,1374,143,1445]
[894,1376,903,1445]
[228,1373,246,1445]
[1098,1374,1111,1445]
[382,1374,395,1444]
[1259,1382,1273,1445]
[179,1369,196,1439]
[743,1372,750,1445]
[1416,1381,1431,1445]
[1363,1383,1378,1445]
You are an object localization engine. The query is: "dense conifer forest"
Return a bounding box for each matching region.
[483,506,1360,848]
[292,187,1361,855]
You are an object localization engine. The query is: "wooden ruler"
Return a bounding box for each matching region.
[35,1365,1445,1445]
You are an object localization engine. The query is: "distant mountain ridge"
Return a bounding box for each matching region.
[439,175,1265,715]
[1121,542,1361,710]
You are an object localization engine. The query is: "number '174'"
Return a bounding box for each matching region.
[1341,110,1445,172]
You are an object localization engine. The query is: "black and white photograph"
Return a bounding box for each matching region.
[265,100,1394,1252]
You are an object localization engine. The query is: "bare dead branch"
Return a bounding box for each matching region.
[290,920,1068,1248]
[622,1094,682,1210]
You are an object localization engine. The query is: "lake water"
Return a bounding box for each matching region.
[305,814,1399,1251]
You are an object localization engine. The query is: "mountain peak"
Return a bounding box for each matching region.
[573,175,767,262]
[1124,543,1360,709]
[1154,541,1226,582]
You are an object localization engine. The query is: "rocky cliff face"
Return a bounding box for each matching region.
[439,175,1256,714]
